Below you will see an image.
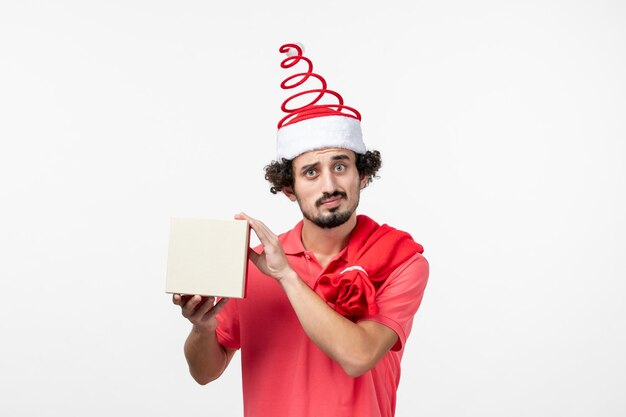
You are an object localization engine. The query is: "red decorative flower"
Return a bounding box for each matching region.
[310,215,425,321]
[315,269,378,321]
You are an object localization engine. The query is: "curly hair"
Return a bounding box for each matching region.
[264,150,382,194]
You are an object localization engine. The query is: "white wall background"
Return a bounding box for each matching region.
[1,1,624,416]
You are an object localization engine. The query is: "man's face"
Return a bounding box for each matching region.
[287,148,367,229]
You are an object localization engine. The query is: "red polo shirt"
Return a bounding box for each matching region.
[216,220,429,417]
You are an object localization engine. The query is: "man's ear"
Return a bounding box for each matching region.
[359,175,369,190]
[282,187,297,202]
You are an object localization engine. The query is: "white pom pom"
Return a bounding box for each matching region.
[286,42,305,57]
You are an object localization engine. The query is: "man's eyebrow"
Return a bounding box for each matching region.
[299,154,352,173]
[331,154,351,161]
[300,161,319,173]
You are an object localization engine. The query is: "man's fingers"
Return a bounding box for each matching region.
[237,212,278,247]
[237,212,270,241]
[250,217,276,240]
[191,296,216,320]
[246,217,268,242]
[181,295,203,317]
[202,297,229,320]
[214,297,229,311]
[248,247,261,264]
[173,294,195,306]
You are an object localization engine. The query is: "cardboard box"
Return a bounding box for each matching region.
[166,218,249,298]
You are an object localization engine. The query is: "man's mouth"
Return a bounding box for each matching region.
[317,192,347,207]
[321,196,342,206]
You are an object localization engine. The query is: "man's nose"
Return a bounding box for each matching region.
[319,169,337,194]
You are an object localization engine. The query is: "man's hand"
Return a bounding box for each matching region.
[172,294,228,331]
[172,294,234,385]
[235,212,296,283]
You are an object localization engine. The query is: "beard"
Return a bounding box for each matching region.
[298,190,360,229]
[305,208,353,229]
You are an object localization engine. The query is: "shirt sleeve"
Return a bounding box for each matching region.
[215,297,242,350]
[358,252,429,351]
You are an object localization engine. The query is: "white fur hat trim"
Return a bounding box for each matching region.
[276,115,365,161]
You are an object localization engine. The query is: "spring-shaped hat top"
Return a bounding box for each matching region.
[278,43,361,129]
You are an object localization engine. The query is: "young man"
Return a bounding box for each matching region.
[172,43,429,417]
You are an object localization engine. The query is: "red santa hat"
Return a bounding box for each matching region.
[276,43,366,161]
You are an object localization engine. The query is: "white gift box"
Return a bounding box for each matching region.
[166,218,249,298]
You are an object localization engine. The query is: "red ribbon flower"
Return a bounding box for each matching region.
[310,215,425,322]
[315,268,378,322]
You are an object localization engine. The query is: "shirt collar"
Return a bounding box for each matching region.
[280,219,350,262]
[280,220,306,255]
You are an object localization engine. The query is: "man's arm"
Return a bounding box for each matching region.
[236,213,398,378]
[280,273,398,377]
[173,295,236,384]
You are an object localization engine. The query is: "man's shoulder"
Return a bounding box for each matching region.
[396,250,428,271]
[356,215,425,252]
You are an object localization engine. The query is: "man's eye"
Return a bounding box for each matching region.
[305,169,317,177]
[334,164,346,172]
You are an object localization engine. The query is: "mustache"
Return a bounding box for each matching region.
[316,191,347,207]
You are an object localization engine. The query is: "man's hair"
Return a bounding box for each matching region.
[264,150,382,194]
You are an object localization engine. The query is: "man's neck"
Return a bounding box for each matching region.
[300,214,358,267]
